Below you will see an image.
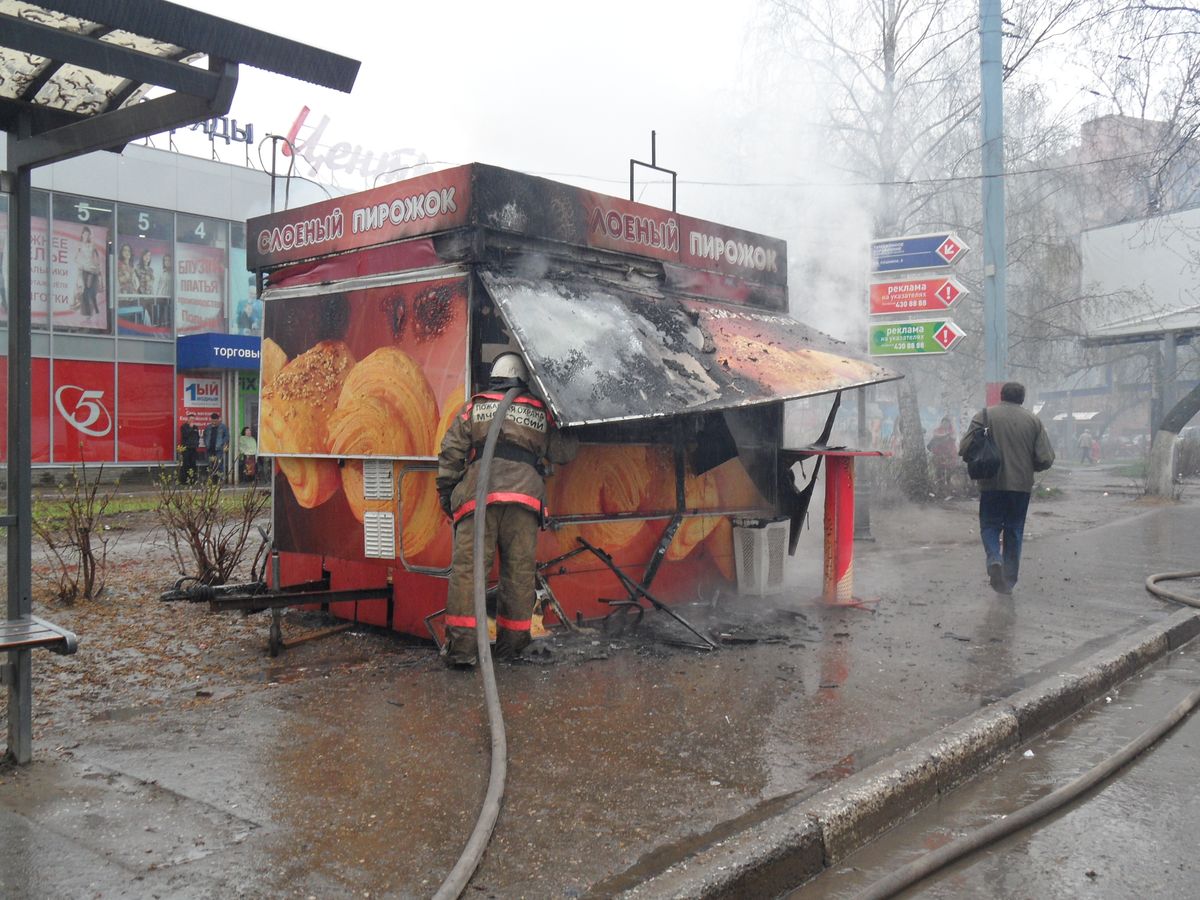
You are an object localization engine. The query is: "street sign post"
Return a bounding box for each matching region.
[871,232,970,273]
[869,319,966,356]
[869,276,967,316]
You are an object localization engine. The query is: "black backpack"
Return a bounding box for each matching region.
[964,408,1002,480]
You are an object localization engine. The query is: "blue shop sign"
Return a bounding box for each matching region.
[176,332,262,371]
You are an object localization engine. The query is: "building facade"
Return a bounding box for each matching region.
[0,143,290,472]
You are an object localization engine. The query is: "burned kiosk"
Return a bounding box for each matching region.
[242,164,896,646]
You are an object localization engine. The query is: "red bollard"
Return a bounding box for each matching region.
[822,455,857,605]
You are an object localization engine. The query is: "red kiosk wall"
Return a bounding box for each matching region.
[325,558,391,627]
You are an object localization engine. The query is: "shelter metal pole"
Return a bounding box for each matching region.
[5,136,34,764]
[980,0,1007,406]
[854,387,873,540]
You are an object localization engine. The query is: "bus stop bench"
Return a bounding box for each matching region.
[0,616,78,657]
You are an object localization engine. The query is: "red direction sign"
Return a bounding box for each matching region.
[933,321,965,350]
[869,277,968,315]
[937,236,964,264]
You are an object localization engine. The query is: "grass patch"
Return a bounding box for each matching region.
[34,489,259,530]
[1033,484,1064,500]
[1109,462,1147,479]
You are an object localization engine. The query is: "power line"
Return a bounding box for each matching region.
[529,146,1171,191]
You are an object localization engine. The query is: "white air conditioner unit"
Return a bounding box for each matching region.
[731,518,788,596]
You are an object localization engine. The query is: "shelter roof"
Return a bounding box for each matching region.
[1,0,358,164]
[1082,304,1200,347]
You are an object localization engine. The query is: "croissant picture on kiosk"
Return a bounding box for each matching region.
[260,280,468,563]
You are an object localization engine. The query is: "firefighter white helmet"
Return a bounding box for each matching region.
[490,352,529,383]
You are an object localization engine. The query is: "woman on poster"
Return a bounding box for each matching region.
[135,248,155,295]
[117,243,137,295]
[73,226,103,317]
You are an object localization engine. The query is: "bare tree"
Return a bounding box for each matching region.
[760,0,1094,499]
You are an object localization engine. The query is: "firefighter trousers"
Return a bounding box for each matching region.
[444,504,539,664]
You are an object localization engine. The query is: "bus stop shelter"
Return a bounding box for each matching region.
[2,0,358,763]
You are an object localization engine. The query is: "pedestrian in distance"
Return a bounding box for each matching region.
[238,425,258,484]
[1077,428,1093,464]
[436,352,578,668]
[204,411,230,484]
[178,416,199,484]
[958,382,1055,595]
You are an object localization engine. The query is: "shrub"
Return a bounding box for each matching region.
[32,462,117,603]
[155,472,270,585]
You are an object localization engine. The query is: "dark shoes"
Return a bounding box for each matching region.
[442,643,477,669]
[988,563,1013,595]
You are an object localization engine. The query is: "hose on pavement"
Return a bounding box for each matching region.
[433,386,521,900]
[1146,570,1200,608]
[855,682,1200,900]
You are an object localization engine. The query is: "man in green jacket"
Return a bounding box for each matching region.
[958,382,1055,595]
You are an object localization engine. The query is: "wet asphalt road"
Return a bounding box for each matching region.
[2,475,1199,897]
[787,639,1200,899]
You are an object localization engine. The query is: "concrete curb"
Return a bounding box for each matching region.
[619,607,1200,899]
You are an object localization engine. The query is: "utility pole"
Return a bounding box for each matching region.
[980,0,1007,405]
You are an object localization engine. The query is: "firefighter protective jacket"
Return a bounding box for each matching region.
[437,389,578,523]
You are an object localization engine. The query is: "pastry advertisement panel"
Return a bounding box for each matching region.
[261,277,468,564]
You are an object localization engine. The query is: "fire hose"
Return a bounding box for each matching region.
[433,386,520,900]
[855,569,1200,900]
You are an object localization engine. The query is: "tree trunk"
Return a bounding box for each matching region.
[1145,382,1200,497]
[896,378,931,501]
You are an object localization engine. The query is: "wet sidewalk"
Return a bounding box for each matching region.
[2,486,1198,898]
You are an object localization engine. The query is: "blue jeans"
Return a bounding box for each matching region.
[979,490,1031,586]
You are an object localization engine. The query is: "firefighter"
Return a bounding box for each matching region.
[436,352,578,667]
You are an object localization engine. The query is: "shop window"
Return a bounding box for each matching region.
[1,191,53,330]
[229,222,260,336]
[116,204,174,339]
[176,213,228,335]
[51,194,114,335]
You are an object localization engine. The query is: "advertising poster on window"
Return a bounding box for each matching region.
[52,359,115,462]
[0,356,52,463]
[50,220,111,332]
[0,213,52,329]
[178,375,222,426]
[176,242,226,334]
[115,239,173,338]
[118,363,175,462]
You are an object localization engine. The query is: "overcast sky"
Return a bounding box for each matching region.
[172,0,760,207]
